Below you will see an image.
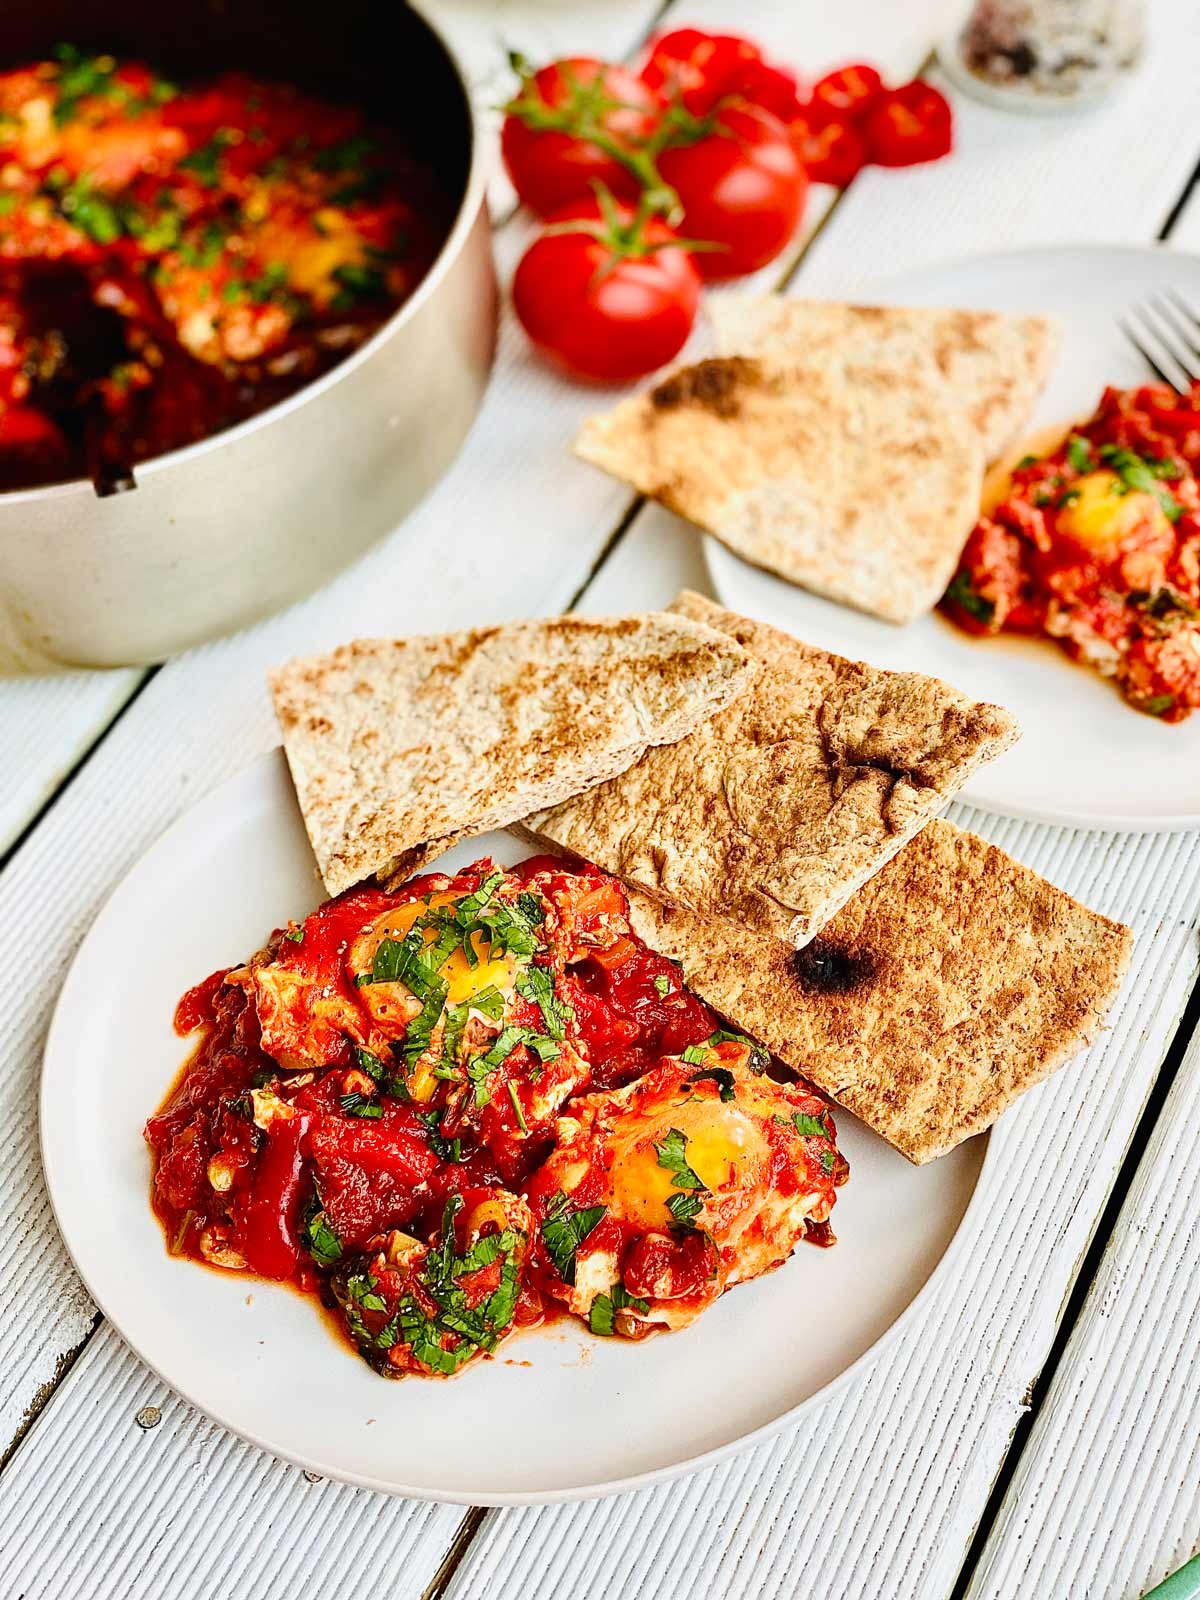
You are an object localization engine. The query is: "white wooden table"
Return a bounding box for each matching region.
[1,3,1199,1596]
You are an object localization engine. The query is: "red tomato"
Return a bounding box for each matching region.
[512,197,701,383]
[864,80,953,167]
[639,29,761,115]
[657,103,807,279]
[724,56,804,122]
[789,111,868,187]
[641,29,803,121]
[501,57,662,216]
[808,63,884,125]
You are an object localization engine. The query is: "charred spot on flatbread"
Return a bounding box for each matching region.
[790,941,879,996]
[650,356,765,421]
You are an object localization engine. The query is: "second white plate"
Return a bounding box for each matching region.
[706,243,1200,831]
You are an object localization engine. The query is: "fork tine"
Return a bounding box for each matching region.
[1119,316,1186,392]
[1166,288,1200,338]
[1148,294,1200,372]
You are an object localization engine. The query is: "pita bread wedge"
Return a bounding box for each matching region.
[575,352,984,624]
[625,819,1132,1164]
[521,593,1020,947]
[270,611,755,895]
[710,296,1060,463]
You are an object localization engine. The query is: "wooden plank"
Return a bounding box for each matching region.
[0,1323,464,1600]
[959,177,1200,1600]
[965,1023,1200,1600]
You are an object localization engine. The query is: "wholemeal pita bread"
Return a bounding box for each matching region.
[710,297,1060,464]
[270,612,755,895]
[625,819,1132,1164]
[574,352,985,624]
[521,593,1020,947]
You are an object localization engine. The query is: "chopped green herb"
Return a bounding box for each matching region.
[541,1192,606,1284]
[680,1043,708,1066]
[653,974,672,997]
[340,1092,382,1119]
[708,1028,770,1074]
[1066,434,1093,473]
[516,965,568,1040]
[301,1191,343,1267]
[792,1111,831,1140]
[589,1280,649,1337]
[1098,446,1184,521]
[666,1191,704,1229]
[314,134,379,172]
[354,1046,387,1082]
[1015,454,1039,470]
[654,1127,706,1192]
[507,1080,529,1134]
[178,130,234,186]
[944,569,996,625]
[685,1066,736,1103]
[1143,694,1176,717]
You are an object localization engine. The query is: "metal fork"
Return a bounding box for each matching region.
[1120,292,1200,391]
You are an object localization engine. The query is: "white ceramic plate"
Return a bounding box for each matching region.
[43,751,990,1503]
[706,244,1200,831]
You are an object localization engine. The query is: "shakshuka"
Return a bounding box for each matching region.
[0,45,446,490]
[145,856,847,1379]
[942,380,1200,722]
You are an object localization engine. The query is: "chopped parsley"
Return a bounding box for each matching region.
[589,1280,650,1337]
[283,924,305,943]
[666,1191,704,1228]
[300,1191,343,1267]
[1099,445,1185,522]
[945,569,996,625]
[178,129,235,186]
[541,1193,606,1284]
[354,1046,387,1082]
[383,1196,524,1375]
[684,1066,736,1103]
[331,260,389,312]
[1066,434,1094,473]
[57,177,123,245]
[653,974,671,997]
[654,1127,706,1194]
[340,1091,382,1120]
[680,1042,708,1066]
[1143,693,1176,717]
[708,1028,770,1074]
[417,1107,462,1162]
[792,1111,832,1140]
[314,134,379,173]
[515,965,570,1040]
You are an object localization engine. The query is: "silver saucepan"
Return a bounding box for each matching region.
[0,0,496,669]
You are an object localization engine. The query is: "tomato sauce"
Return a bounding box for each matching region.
[942,380,1200,721]
[0,46,447,489]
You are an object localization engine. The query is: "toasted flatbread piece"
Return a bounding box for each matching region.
[522,593,1019,947]
[270,612,755,895]
[575,352,984,624]
[710,296,1060,463]
[625,819,1132,1164]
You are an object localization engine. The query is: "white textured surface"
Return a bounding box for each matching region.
[0,2,1198,1599]
[968,1026,1200,1600]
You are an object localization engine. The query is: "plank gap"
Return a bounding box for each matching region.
[0,1309,102,1478]
[948,968,1200,1600]
[420,1507,492,1600]
[0,666,156,882]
